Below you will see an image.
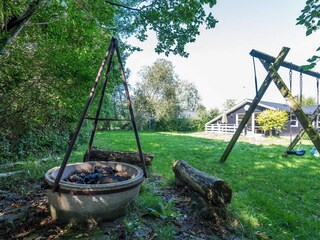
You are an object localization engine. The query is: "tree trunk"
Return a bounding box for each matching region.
[87,148,153,169]
[172,160,232,207]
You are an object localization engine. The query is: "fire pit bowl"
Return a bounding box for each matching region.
[45,161,144,223]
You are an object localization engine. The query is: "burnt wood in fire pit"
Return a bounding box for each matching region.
[65,165,130,184]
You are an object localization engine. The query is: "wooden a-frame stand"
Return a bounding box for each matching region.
[220,47,320,163]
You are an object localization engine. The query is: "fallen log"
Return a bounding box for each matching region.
[87,148,154,169]
[172,160,232,207]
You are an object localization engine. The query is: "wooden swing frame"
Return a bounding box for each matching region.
[220,47,320,163]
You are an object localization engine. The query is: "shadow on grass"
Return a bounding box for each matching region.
[69,131,320,239]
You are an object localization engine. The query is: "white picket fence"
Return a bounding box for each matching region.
[205,124,238,133]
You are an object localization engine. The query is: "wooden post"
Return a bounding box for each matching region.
[250,49,320,78]
[261,61,320,154]
[220,47,290,163]
[283,105,320,156]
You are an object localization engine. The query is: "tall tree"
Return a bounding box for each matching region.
[134,59,180,129]
[222,99,237,111]
[178,80,201,112]
[133,59,202,130]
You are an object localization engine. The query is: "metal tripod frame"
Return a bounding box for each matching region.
[52,37,147,191]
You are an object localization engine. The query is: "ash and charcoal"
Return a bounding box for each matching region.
[65,166,130,184]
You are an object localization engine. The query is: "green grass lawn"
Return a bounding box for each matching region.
[67,131,320,239]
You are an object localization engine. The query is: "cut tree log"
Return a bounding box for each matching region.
[87,147,154,169]
[172,160,232,207]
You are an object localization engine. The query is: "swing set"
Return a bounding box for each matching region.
[220,47,320,163]
[284,67,320,156]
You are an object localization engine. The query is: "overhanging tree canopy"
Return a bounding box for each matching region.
[1,0,218,57]
[0,0,218,161]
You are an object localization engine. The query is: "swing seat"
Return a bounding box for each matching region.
[286,149,306,156]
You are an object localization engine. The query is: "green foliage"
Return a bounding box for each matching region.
[124,219,141,237]
[109,0,218,57]
[147,197,180,220]
[299,95,317,106]
[256,109,288,135]
[178,80,201,112]
[134,59,202,131]
[1,0,218,58]
[297,0,320,69]
[90,131,320,239]
[191,105,220,131]
[0,0,219,161]
[7,131,320,238]
[297,0,320,36]
[222,98,237,111]
[0,0,116,162]
[0,0,41,53]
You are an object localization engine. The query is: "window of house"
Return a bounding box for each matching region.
[317,114,320,129]
[236,113,252,131]
[290,114,298,127]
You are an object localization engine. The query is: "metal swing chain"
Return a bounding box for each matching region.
[289,69,293,92]
[299,72,303,150]
[252,57,258,96]
[299,72,303,105]
[317,78,319,106]
[289,69,293,144]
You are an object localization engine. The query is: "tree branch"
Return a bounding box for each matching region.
[0,0,42,55]
[105,0,142,13]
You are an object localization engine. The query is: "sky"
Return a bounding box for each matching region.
[125,0,320,110]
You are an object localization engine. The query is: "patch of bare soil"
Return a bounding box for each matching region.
[0,175,238,239]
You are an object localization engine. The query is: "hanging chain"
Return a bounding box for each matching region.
[299,72,303,105]
[289,69,293,92]
[317,78,319,106]
[252,57,258,96]
[289,69,293,144]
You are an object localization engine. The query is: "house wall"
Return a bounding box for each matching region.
[210,102,317,137]
[284,115,301,136]
[232,105,309,136]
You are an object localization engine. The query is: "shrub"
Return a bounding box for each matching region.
[256,109,288,136]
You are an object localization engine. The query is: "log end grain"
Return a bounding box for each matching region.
[173,160,232,207]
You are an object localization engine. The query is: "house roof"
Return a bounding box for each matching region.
[205,98,318,126]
